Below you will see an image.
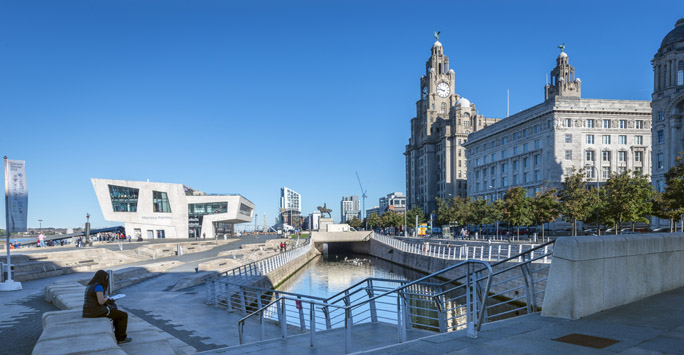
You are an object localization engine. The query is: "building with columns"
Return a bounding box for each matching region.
[465,50,652,201]
[405,38,500,214]
[652,18,684,195]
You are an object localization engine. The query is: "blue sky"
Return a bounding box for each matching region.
[1,0,682,229]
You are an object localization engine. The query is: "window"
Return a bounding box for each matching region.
[586,135,595,144]
[565,134,572,143]
[534,154,541,165]
[491,153,496,162]
[678,61,684,85]
[513,160,519,170]
[618,166,627,174]
[658,111,664,121]
[602,135,611,144]
[602,151,611,162]
[602,167,611,179]
[535,170,541,181]
[484,156,488,164]
[586,119,595,128]
[657,153,664,169]
[635,120,644,129]
[502,177,508,187]
[534,139,540,149]
[619,120,626,129]
[586,150,595,161]
[635,151,643,162]
[483,169,488,177]
[657,130,664,144]
[524,172,529,183]
[565,150,572,160]
[564,168,573,176]
[586,168,596,179]
[475,170,480,179]
[523,128,529,137]
[523,143,529,152]
[152,191,171,213]
[502,163,508,173]
[565,119,572,127]
[618,151,627,162]
[513,146,519,155]
[239,203,253,216]
[491,166,497,175]
[618,135,627,144]
[109,185,139,212]
[513,174,519,184]
[440,102,447,114]
[188,202,228,216]
[502,137,508,144]
[603,119,611,128]
[523,157,529,168]
[635,135,643,145]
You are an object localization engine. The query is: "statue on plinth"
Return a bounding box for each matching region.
[317,203,332,218]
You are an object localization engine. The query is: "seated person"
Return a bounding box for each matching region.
[82,270,132,344]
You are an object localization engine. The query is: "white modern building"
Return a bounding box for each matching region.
[92,178,255,239]
[280,187,301,213]
[340,195,361,223]
[465,50,652,200]
[379,192,407,215]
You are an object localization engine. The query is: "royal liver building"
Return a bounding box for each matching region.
[405,37,499,213]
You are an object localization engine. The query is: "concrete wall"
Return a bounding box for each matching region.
[542,233,684,320]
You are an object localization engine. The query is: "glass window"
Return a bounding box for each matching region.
[658,130,664,144]
[602,167,611,179]
[524,172,529,183]
[501,150,507,159]
[565,119,572,127]
[635,151,643,162]
[153,191,172,213]
[188,202,228,216]
[635,135,643,145]
[618,151,627,162]
[534,139,540,149]
[679,61,684,85]
[602,135,611,144]
[635,120,644,129]
[602,151,611,162]
[586,168,596,179]
[502,137,508,144]
[658,153,664,169]
[586,135,595,144]
[658,111,664,121]
[239,203,253,216]
[565,150,572,160]
[513,146,519,155]
[523,143,529,152]
[109,185,139,212]
[619,120,626,129]
[586,150,595,161]
[502,176,508,187]
[565,134,572,143]
[513,174,519,184]
[502,163,508,173]
[534,154,541,165]
[603,119,610,128]
[564,168,573,176]
[618,135,627,144]
[523,157,529,168]
[513,160,519,170]
[586,119,595,128]
[535,170,540,181]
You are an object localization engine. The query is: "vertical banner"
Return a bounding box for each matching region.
[5,159,28,233]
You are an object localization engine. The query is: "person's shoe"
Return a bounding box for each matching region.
[117,337,132,344]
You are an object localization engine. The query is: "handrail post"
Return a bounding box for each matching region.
[298,296,306,331]
[240,286,247,314]
[466,263,477,338]
[309,302,316,348]
[435,295,447,333]
[322,306,332,330]
[259,310,265,341]
[279,297,287,339]
[343,290,353,324]
[366,280,378,323]
[344,308,352,354]
[396,293,406,343]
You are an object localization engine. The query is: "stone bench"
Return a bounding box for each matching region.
[33,309,125,355]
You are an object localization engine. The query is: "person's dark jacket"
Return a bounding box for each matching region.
[83,283,109,317]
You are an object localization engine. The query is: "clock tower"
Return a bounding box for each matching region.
[405,36,500,214]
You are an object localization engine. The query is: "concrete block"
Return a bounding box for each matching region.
[32,334,122,355]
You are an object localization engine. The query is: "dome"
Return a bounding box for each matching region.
[660,18,684,48]
[433,40,442,47]
[559,51,568,58]
[456,97,471,108]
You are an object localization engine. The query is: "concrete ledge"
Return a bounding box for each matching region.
[33,310,124,355]
[542,233,684,319]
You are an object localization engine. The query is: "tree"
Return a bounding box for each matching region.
[347,216,363,229]
[603,170,654,234]
[470,198,489,236]
[489,199,504,237]
[405,206,426,227]
[366,212,382,229]
[652,192,681,232]
[530,188,561,240]
[657,154,684,232]
[502,186,532,239]
[583,188,614,235]
[435,197,451,226]
[382,210,403,229]
[559,170,595,236]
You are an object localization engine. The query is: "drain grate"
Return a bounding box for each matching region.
[553,333,620,349]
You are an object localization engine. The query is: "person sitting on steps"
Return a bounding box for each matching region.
[82,270,132,344]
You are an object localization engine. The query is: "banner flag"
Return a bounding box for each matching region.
[5,159,28,233]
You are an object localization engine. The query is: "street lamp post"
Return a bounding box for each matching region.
[585,165,600,236]
[38,219,43,230]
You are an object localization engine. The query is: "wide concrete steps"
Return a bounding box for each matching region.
[198,322,433,355]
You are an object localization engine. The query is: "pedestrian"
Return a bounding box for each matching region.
[82,270,131,344]
[127,234,131,242]
[203,233,206,240]
[279,242,284,253]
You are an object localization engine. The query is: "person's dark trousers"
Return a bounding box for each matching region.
[107,309,128,341]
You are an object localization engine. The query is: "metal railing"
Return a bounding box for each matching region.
[374,233,553,263]
[235,233,555,353]
[205,238,312,305]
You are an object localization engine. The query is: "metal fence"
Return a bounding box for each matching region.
[237,233,555,353]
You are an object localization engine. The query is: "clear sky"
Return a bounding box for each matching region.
[1,0,682,229]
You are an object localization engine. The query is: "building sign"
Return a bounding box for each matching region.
[5,159,28,233]
[418,223,428,236]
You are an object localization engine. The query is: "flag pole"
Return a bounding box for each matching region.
[4,156,10,280]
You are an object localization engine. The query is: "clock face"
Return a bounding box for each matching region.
[437,82,450,98]
[422,86,429,99]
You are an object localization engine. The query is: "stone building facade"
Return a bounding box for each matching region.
[465,51,652,201]
[652,18,684,195]
[405,39,499,214]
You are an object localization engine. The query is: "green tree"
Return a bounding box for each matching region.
[652,192,683,232]
[603,170,654,234]
[530,188,561,240]
[656,154,684,232]
[502,186,532,239]
[366,212,382,229]
[382,210,403,229]
[347,216,363,229]
[559,170,595,236]
[435,197,451,226]
[405,205,426,228]
[489,199,505,237]
[470,198,489,236]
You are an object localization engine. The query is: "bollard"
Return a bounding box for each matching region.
[106,270,114,295]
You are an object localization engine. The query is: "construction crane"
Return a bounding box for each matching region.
[356,171,367,220]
